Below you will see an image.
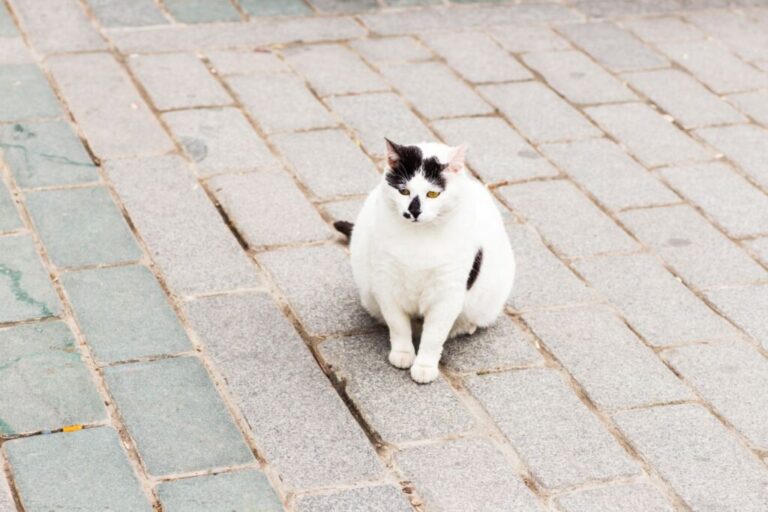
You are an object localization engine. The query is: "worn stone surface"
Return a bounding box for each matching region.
[295,485,412,512]
[0,235,61,323]
[706,286,768,352]
[554,482,675,512]
[0,64,61,122]
[11,0,106,54]
[157,470,282,512]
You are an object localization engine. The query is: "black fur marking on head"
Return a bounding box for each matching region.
[423,157,448,189]
[408,196,421,219]
[385,142,423,189]
[467,248,483,290]
[333,220,354,239]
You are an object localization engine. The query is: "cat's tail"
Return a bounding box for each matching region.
[333,220,354,239]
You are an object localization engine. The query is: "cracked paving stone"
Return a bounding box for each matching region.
[0,235,61,323]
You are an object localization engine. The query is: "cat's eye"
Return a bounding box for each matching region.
[426,191,441,199]
[399,188,410,196]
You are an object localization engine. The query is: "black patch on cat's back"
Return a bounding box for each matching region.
[386,144,423,189]
[467,249,483,290]
[333,220,353,239]
[423,157,447,189]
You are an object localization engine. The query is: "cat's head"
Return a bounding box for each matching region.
[383,139,467,225]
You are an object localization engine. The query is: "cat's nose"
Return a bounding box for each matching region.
[408,196,421,219]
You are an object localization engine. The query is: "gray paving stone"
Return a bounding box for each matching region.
[422,32,531,83]
[660,162,768,238]
[574,254,737,345]
[106,156,260,297]
[554,482,675,512]
[656,40,768,94]
[540,138,677,211]
[163,0,240,23]
[379,61,492,119]
[259,244,376,335]
[184,293,383,490]
[664,340,768,449]
[239,0,313,16]
[697,124,768,191]
[685,10,768,62]
[613,404,768,512]
[11,0,106,54]
[322,197,365,224]
[467,369,638,489]
[746,237,768,266]
[209,170,330,247]
[480,82,601,144]
[284,44,387,97]
[0,180,21,232]
[622,16,704,42]
[728,90,768,126]
[206,50,289,76]
[396,438,540,512]
[47,53,174,159]
[350,36,432,63]
[706,286,768,352]
[524,50,636,105]
[320,332,474,443]
[559,22,668,72]
[295,485,411,512]
[443,314,542,373]
[87,0,167,27]
[327,93,432,159]
[271,129,380,199]
[227,73,336,134]
[105,356,254,476]
[129,53,230,111]
[0,321,105,436]
[505,223,601,311]
[624,69,746,129]
[586,103,711,167]
[432,116,558,184]
[157,470,282,512]
[499,180,638,258]
[0,64,61,122]
[490,25,570,53]
[163,107,279,177]
[524,306,690,410]
[0,235,61,323]
[25,187,141,269]
[0,120,98,188]
[61,265,192,364]
[620,205,766,288]
[5,427,152,512]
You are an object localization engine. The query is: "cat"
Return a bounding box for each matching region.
[334,139,515,384]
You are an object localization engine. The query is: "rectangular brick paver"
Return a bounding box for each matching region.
[554,482,674,512]
[696,124,768,191]
[490,25,570,53]
[614,404,768,512]
[0,235,61,323]
[684,10,768,63]
[619,205,766,289]
[706,286,768,352]
[184,293,384,490]
[5,427,152,511]
[47,53,174,159]
[62,265,192,364]
[622,16,704,42]
[396,438,540,512]
[574,254,737,345]
[351,36,432,63]
[467,369,638,489]
[0,64,61,122]
[524,306,691,410]
[320,333,475,443]
[106,155,261,297]
[105,356,254,476]
[87,0,167,27]
[163,0,240,23]
[25,187,141,269]
[0,321,105,436]
[157,470,282,512]
[11,0,106,54]
[727,90,768,126]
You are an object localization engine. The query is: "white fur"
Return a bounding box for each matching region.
[349,142,515,383]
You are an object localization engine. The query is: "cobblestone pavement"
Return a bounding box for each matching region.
[1,0,768,510]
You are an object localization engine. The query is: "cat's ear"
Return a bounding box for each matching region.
[384,138,401,168]
[447,144,467,173]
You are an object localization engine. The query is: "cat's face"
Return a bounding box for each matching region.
[383,139,467,225]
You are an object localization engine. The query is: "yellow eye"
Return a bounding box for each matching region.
[426,191,441,199]
[399,188,410,196]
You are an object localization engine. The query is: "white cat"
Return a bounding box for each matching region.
[334,139,515,384]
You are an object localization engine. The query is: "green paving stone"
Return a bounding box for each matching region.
[0,2,17,37]
[0,121,98,188]
[62,265,192,364]
[309,0,378,12]
[0,321,105,436]
[164,0,241,23]
[25,187,141,268]
[0,180,21,232]
[239,0,313,16]
[0,64,61,122]
[6,427,153,511]
[157,470,283,512]
[104,357,254,476]
[0,235,61,323]
[386,0,440,5]
[87,0,167,27]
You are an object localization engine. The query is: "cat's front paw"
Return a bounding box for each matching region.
[388,349,415,369]
[410,363,439,384]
